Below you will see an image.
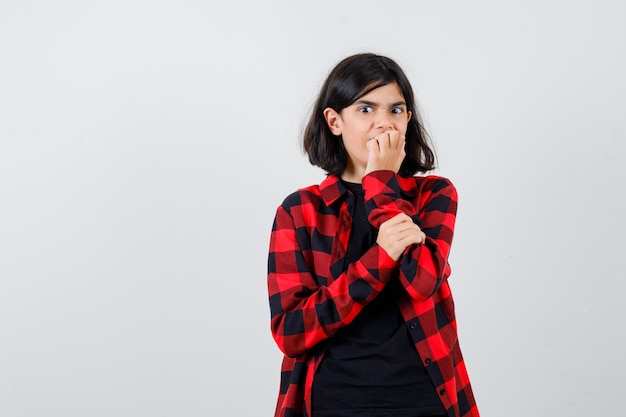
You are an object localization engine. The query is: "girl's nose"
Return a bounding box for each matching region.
[376,113,394,130]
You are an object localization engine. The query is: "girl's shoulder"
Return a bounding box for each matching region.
[280,175,343,210]
[279,183,324,212]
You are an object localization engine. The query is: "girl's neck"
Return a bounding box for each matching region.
[340,164,365,184]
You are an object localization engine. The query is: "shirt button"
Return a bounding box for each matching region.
[439,389,446,396]
[425,358,432,365]
[409,323,417,329]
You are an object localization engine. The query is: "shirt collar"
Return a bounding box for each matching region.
[319,175,348,207]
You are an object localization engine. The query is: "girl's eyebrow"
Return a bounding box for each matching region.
[355,100,407,107]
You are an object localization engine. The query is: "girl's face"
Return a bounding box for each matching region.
[324,82,411,181]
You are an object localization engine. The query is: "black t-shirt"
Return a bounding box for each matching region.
[311,181,446,417]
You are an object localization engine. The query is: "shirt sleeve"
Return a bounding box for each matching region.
[362,170,457,301]
[267,200,398,358]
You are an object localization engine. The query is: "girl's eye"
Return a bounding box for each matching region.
[358,106,373,113]
[391,107,404,114]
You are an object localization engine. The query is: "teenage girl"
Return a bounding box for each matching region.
[267,53,479,417]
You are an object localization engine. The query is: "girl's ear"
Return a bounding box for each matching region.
[323,107,342,136]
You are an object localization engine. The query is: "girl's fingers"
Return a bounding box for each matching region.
[365,130,406,175]
[384,130,405,150]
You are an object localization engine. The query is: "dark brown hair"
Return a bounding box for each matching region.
[303,53,436,177]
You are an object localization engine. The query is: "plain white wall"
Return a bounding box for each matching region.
[1,1,624,416]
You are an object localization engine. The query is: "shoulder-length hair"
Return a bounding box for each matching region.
[303,53,436,177]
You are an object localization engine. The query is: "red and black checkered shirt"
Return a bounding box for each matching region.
[268,170,479,417]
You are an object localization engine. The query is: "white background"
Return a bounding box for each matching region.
[1,1,624,416]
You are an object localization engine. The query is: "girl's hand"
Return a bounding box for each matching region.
[364,129,406,175]
[376,213,426,261]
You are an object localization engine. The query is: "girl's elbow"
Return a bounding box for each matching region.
[272,335,306,358]
[271,317,307,358]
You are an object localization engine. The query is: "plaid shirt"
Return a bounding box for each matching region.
[268,170,479,417]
